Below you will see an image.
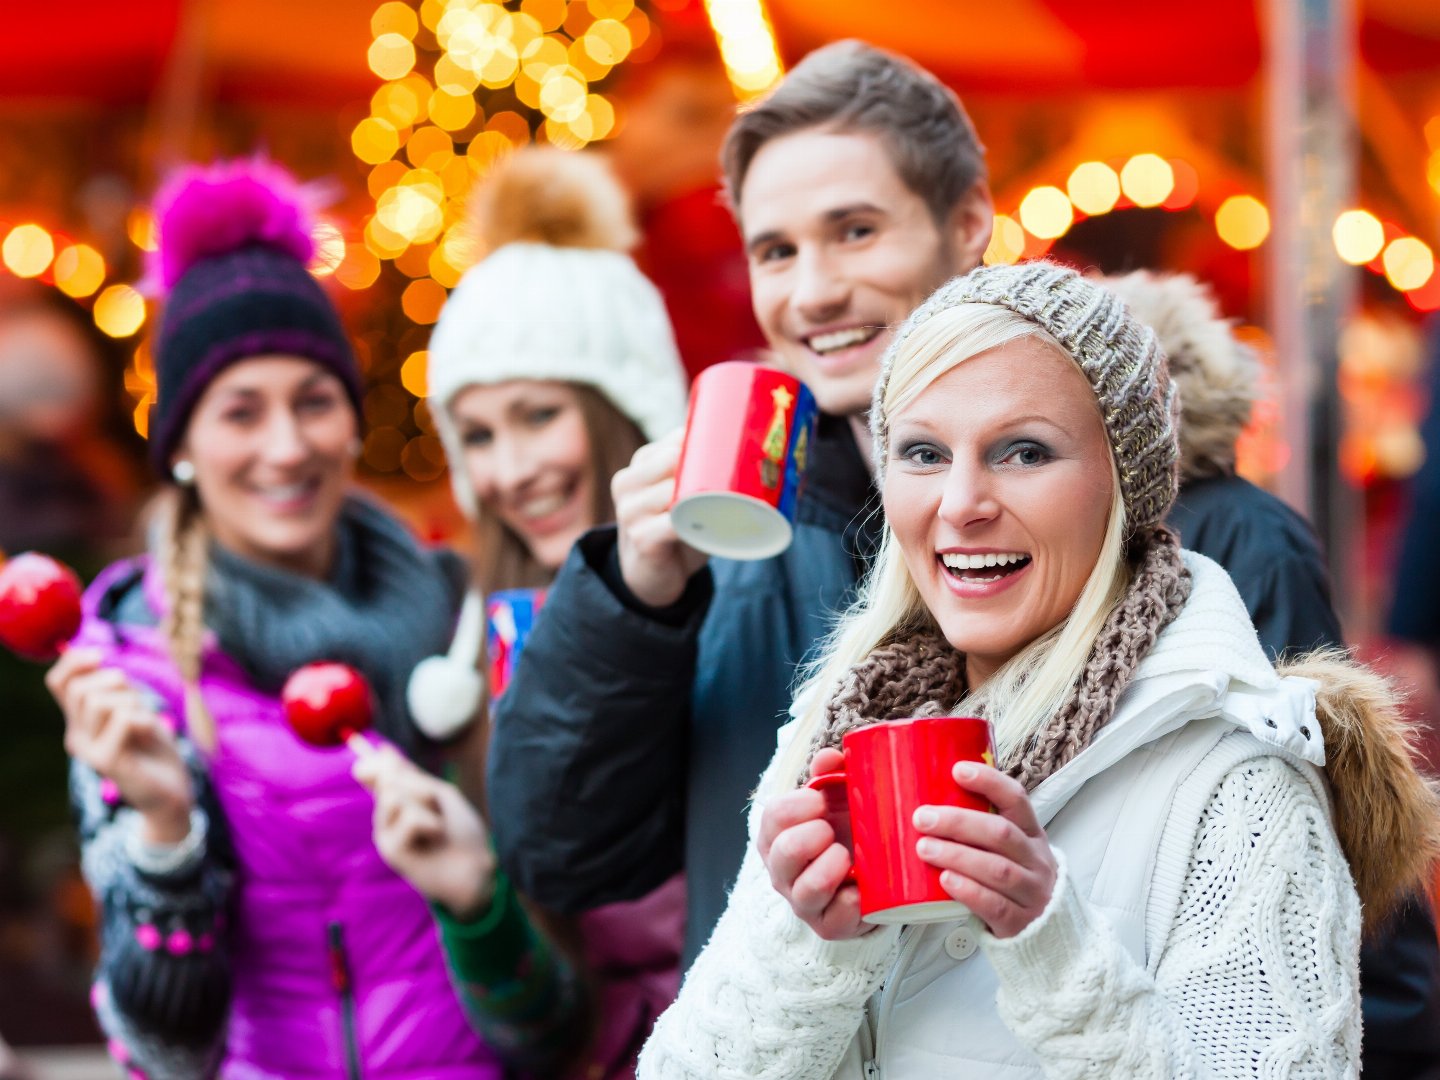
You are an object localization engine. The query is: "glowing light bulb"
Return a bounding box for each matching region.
[309,223,346,277]
[371,1,419,40]
[402,278,448,325]
[1018,187,1073,240]
[1119,154,1174,208]
[53,244,106,297]
[1066,162,1120,216]
[1332,210,1385,265]
[399,350,429,396]
[373,81,424,128]
[353,117,401,166]
[1383,237,1435,291]
[2,224,55,278]
[429,88,478,132]
[336,244,382,290]
[93,285,147,338]
[1215,195,1270,251]
[703,0,783,99]
[369,33,417,80]
[982,214,1026,266]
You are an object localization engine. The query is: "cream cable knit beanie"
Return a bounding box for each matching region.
[872,260,1180,538]
[426,147,689,520]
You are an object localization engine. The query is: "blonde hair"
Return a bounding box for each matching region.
[770,304,1130,790]
[155,487,217,753]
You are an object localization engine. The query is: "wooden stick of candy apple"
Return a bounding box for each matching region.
[281,662,378,759]
[0,552,84,661]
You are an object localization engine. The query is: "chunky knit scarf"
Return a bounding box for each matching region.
[806,525,1192,791]
[205,495,464,754]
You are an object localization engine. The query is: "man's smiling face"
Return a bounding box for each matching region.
[738,127,990,417]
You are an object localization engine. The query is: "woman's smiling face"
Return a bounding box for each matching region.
[176,355,357,578]
[449,379,597,570]
[883,336,1115,687]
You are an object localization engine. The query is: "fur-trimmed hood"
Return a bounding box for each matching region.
[1042,551,1440,938]
[1105,271,1259,483]
[1278,650,1440,934]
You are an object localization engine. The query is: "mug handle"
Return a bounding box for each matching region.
[806,771,856,884]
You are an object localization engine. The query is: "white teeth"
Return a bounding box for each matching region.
[520,494,567,519]
[257,484,310,501]
[940,552,1028,571]
[807,326,880,355]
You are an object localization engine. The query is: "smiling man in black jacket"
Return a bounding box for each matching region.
[486,40,994,965]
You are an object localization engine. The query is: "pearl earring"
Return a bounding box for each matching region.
[171,460,196,486]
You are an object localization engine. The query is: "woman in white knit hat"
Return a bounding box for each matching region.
[426,147,688,588]
[637,261,1440,1079]
[366,146,690,1080]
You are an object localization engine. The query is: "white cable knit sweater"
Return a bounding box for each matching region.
[639,555,1363,1079]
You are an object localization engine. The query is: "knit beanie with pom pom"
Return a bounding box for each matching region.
[147,158,362,473]
[425,147,688,520]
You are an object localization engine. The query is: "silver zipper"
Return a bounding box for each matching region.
[865,925,922,1077]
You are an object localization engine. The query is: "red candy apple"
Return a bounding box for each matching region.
[0,553,84,661]
[281,662,374,751]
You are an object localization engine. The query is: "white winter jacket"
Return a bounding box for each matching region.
[639,553,1370,1079]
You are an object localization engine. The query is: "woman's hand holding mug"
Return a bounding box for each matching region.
[354,747,497,921]
[913,761,1058,939]
[612,430,708,609]
[757,747,872,942]
[46,647,194,845]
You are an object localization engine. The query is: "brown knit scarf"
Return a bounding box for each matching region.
[804,525,1192,791]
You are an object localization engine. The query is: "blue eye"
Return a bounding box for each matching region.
[526,406,561,428]
[461,427,492,449]
[899,442,947,468]
[1000,441,1050,467]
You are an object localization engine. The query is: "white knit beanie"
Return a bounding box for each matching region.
[426,148,689,520]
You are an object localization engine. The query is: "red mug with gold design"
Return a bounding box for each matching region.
[671,362,818,561]
[808,716,996,924]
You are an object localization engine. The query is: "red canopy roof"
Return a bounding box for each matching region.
[3,0,1436,107]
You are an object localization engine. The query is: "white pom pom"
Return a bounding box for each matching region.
[406,655,485,741]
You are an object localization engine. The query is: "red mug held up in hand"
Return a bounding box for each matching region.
[670,361,818,561]
[808,716,995,925]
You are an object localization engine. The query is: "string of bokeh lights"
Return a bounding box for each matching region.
[984,149,1440,313]
[349,0,654,323]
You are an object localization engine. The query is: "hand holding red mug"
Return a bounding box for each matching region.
[45,648,194,845]
[354,746,498,921]
[757,747,872,942]
[613,430,708,609]
[912,761,1058,939]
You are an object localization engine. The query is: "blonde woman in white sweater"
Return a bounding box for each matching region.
[638,262,1440,1080]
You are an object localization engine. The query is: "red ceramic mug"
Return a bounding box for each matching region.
[808,716,996,924]
[670,361,818,561]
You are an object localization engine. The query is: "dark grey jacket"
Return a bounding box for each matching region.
[488,416,879,965]
[1166,473,1342,658]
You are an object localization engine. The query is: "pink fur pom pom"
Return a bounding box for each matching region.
[147,158,317,293]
